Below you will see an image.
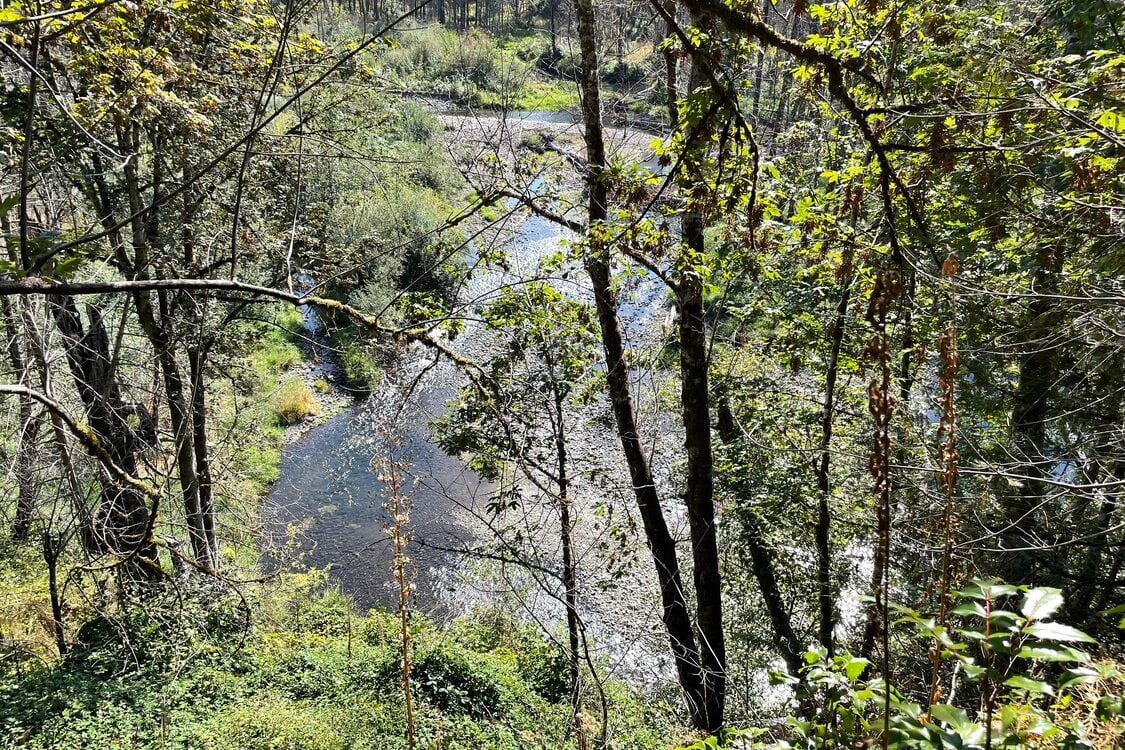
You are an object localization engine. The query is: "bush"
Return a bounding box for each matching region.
[188,698,347,750]
[287,584,353,637]
[274,379,321,425]
[517,642,570,704]
[256,642,349,701]
[338,339,379,394]
[603,60,645,88]
[446,606,526,652]
[448,29,500,87]
[413,647,503,718]
[392,100,441,144]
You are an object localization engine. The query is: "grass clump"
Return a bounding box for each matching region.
[274,379,321,425]
[369,26,575,112]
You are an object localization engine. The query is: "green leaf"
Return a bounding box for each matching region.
[929,703,972,731]
[1016,644,1089,663]
[988,609,1025,629]
[1096,696,1125,720]
[845,657,870,681]
[960,663,986,680]
[1025,622,1096,643]
[53,256,83,278]
[958,580,1020,600]
[1059,667,1101,689]
[1021,587,1064,621]
[950,601,986,618]
[1003,675,1054,695]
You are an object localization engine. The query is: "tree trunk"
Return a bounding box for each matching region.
[189,347,218,567]
[133,290,210,568]
[50,296,158,575]
[554,389,585,749]
[2,296,37,541]
[1002,246,1064,582]
[662,0,679,128]
[673,18,726,730]
[812,247,854,658]
[678,187,725,735]
[571,0,710,729]
[715,393,805,677]
[43,532,68,655]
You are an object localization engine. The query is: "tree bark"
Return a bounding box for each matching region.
[2,295,37,541]
[715,394,805,677]
[672,14,726,729]
[50,296,158,575]
[189,347,218,567]
[553,387,585,749]
[1002,246,1064,582]
[572,0,710,729]
[812,249,854,658]
[133,289,211,568]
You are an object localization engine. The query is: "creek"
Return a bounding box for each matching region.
[260,108,669,654]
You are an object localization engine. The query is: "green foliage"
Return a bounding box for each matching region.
[339,341,380,394]
[413,647,503,718]
[274,379,321,425]
[680,583,1124,749]
[188,698,350,750]
[0,596,671,750]
[285,586,354,638]
[368,26,575,110]
[516,642,570,704]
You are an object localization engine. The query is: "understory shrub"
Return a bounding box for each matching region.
[413,647,504,718]
[516,642,570,703]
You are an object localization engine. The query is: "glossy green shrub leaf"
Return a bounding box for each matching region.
[1004,675,1055,695]
[1021,587,1065,620]
[1025,622,1096,643]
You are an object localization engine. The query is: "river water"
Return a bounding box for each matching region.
[260,110,671,667]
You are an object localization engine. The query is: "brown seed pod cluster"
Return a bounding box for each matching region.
[928,253,962,712]
[864,268,902,494]
[865,264,901,686]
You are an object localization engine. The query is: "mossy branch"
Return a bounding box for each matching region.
[0,384,161,500]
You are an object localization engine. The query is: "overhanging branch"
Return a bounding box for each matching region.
[0,384,161,500]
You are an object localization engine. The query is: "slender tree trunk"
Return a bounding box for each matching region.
[571,0,709,728]
[554,389,586,750]
[549,0,558,58]
[750,0,768,119]
[20,298,93,545]
[678,176,726,737]
[715,394,804,676]
[189,347,218,567]
[133,290,210,568]
[672,17,726,729]
[812,245,855,658]
[2,213,38,541]
[1067,460,1123,625]
[43,532,67,655]
[1003,246,1064,582]
[2,295,37,541]
[662,0,679,128]
[50,297,158,575]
